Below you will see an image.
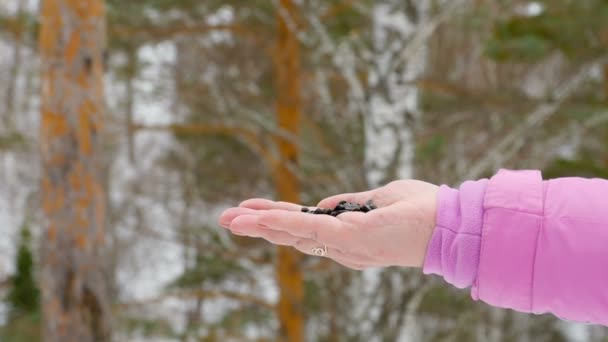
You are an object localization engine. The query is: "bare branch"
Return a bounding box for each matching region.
[110,23,266,47]
[399,0,471,69]
[399,282,432,341]
[130,122,281,169]
[465,57,608,180]
[118,289,274,310]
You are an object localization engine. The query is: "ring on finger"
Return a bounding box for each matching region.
[311,245,328,257]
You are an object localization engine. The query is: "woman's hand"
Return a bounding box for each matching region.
[218,180,439,270]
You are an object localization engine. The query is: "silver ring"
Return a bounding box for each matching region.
[311,246,328,257]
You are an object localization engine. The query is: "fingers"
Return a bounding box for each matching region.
[218,207,258,228]
[317,190,376,209]
[227,215,372,270]
[292,240,345,258]
[220,198,303,229]
[257,209,349,248]
[225,208,351,248]
[229,210,348,248]
[238,198,367,225]
[291,238,374,264]
[334,211,368,225]
[239,198,301,211]
[229,215,299,245]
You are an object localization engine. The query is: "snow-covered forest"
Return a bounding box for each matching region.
[1,0,608,341]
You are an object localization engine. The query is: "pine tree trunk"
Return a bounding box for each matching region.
[39,0,111,341]
[274,0,304,341]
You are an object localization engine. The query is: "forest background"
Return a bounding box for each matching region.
[1,0,608,341]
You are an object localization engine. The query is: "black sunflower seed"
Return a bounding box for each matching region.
[302,199,377,216]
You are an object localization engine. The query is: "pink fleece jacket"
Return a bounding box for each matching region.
[423,169,608,326]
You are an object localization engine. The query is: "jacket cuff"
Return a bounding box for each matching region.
[423,179,488,288]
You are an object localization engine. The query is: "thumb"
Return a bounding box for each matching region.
[317,189,375,208]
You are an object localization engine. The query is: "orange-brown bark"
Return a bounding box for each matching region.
[39,0,110,341]
[274,1,305,341]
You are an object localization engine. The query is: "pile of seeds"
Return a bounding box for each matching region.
[301,200,377,217]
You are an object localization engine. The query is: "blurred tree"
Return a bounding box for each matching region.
[7,226,39,319]
[39,0,111,341]
[0,225,41,342]
[274,0,305,341]
[0,0,603,340]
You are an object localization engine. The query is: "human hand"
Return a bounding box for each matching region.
[218,180,439,270]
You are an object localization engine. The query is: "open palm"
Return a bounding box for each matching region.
[218,180,439,270]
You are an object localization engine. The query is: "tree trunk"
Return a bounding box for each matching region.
[363,2,430,341]
[365,0,430,186]
[274,1,304,341]
[39,0,111,341]
[125,46,137,165]
[4,0,25,130]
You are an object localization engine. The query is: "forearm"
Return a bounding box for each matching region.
[424,169,608,326]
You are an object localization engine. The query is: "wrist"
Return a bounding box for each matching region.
[414,185,440,267]
[422,180,488,288]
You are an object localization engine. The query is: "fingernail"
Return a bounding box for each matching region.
[231,230,247,236]
[219,220,231,228]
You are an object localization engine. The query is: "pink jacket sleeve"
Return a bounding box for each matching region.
[423,169,608,326]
